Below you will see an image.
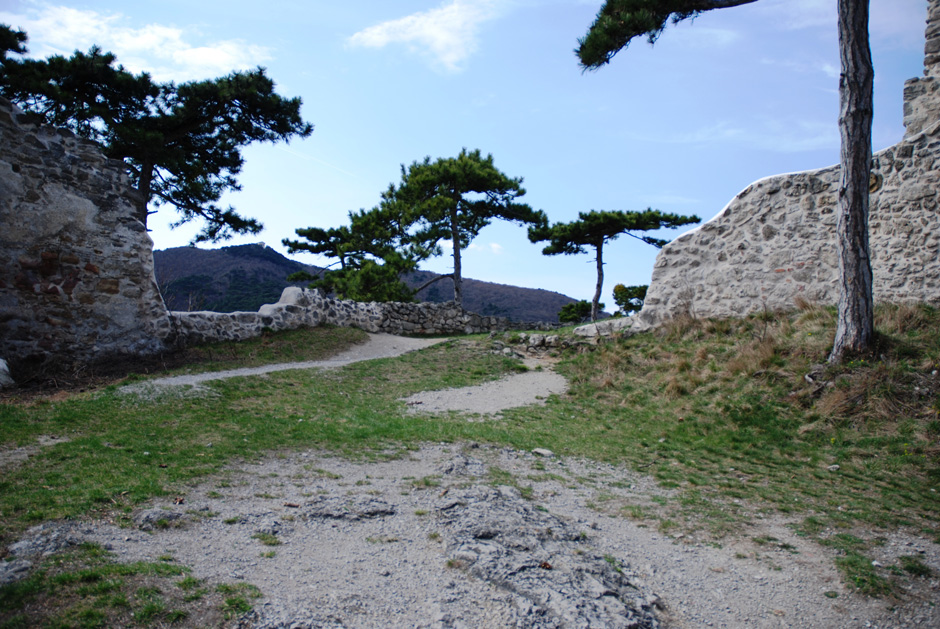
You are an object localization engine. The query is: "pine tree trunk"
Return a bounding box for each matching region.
[451,212,463,308]
[829,0,875,364]
[592,241,604,322]
[134,161,154,228]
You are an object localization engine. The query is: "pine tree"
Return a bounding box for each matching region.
[0,25,313,243]
[283,205,424,302]
[383,149,545,307]
[529,209,698,322]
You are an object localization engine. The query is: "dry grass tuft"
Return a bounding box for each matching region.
[658,313,700,342]
[725,335,780,375]
[875,302,934,335]
[793,295,820,312]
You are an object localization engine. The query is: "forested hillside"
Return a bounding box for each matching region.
[154,244,575,322]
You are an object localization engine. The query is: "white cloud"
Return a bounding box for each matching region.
[631,116,838,154]
[669,25,741,50]
[760,0,833,30]
[348,0,505,73]
[760,57,840,80]
[0,4,272,82]
[467,242,504,254]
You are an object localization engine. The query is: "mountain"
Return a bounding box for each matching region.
[153,244,321,313]
[405,270,574,323]
[153,244,576,322]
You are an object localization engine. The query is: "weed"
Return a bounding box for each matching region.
[365,535,399,544]
[603,554,623,574]
[217,583,261,619]
[250,532,281,546]
[412,475,442,489]
[835,553,893,597]
[898,555,933,577]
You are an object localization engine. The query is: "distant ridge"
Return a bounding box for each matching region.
[153,243,576,322]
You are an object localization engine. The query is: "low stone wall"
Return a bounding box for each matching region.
[169,287,557,347]
[0,98,171,371]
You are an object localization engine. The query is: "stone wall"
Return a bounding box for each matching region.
[593,2,940,335]
[905,0,940,138]
[0,97,172,372]
[169,287,555,346]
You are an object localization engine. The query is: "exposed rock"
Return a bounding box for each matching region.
[6,522,83,558]
[133,509,187,531]
[0,358,14,388]
[303,495,397,521]
[436,484,660,628]
[0,559,33,586]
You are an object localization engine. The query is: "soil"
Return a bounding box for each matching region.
[3,334,939,628]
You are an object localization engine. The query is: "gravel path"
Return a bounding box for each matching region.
[121,334,448,391]
[402,359,568,416]
[6,334,940,627]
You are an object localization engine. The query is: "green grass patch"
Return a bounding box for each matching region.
[0,543,241,627]
[251,532,281,547]
[156,325,369,376]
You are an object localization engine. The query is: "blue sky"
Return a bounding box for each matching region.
[0,0,928,303]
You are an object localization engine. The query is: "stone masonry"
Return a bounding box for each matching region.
[0,97,172,371]
[169,287,554,346]
[586,1,940,336]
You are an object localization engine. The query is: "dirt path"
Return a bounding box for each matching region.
[122,334,449,390]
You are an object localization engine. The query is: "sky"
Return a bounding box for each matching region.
[0,0,929,304]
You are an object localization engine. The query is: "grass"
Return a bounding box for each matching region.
[250,532,281,547]
[0,543,244,627]
[140,325,370,377]
[1,305,939,612]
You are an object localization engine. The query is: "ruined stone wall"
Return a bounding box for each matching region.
[620,2,940,332]
[0,88,550,380]
[905,0,940,138]
[169,287,554,346]
[0,98,172,371]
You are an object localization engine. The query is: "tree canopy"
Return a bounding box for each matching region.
[0,25,313,243]
[529,209,699,322]
[576,0,758,69]
[381,149,545,308]
[576,0,875,362]
[286,149,543,306]
[612,283,647,316]
[283,205,430,303]
[559,300,603,324]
